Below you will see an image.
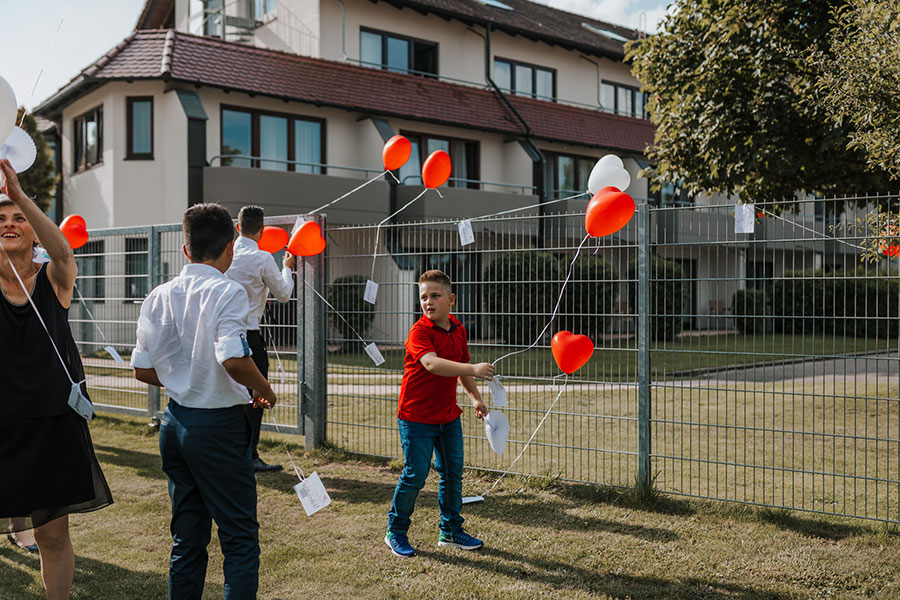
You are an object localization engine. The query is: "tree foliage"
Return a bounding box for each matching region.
[811,0,900,180]
[628,0,892,205]
[14,109,57,214]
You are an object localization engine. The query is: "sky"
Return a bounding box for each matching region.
[3,0,670,111]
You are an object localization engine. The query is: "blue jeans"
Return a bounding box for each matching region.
[387,417,464,537]
[160,401,260,600]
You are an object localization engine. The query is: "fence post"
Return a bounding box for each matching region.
[300,214,327,448]
[636,202,652,493]
[146,225,161,418]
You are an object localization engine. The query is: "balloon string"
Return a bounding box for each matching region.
[19,3,69,126]
[260,308,289,385]
[269,412,306,482]
[492,233,590,367]
[485,374,568,494]
[0,244,79,386]
[73,283,109,343]
[301,278,370,348]
[308,170,393,215]
[369,188,429,281]
[469,191,589,223]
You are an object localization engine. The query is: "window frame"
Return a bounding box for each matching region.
[74,240,105,305]
[543,151,596,198]
[126,96,154,160]
[494,57,556,101]
[72,105,104,173]
[601,80,648,119]
[219,104,326,173]
[359,27,439,78]
[398,129,480,189]
[125,237,150,300]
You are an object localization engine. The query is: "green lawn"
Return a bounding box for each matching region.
[2,414,899,599]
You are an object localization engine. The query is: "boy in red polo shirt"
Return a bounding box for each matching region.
[384,270,495,558]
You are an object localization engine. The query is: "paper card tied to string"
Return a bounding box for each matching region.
[484,410,509,455]
[458,219,475,246]
[104,346,125,363]
[735,203,755,234]
[68,383,94,421]
[293,471,331,516]
[364,342,386,366]
[363,279,378,305]
[487,377,507,407]
[291,216,305,235]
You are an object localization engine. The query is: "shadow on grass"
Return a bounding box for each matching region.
[421,545,790,600]
[93,444,166,482]
[756,508,868,541]
[0,545,226,600]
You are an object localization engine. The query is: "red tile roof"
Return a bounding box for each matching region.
[36,30,654,154]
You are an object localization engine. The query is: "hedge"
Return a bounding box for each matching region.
[559,253,620,339]
[730,288,770,334]
[627,257,684,341]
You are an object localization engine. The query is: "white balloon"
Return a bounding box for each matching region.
[588,162,631,195]
[484,410,510,455]
[0,76,17,145]
[0,126,37,173]
[597,153,624,169]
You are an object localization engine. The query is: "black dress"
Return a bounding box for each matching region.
[0,263,113,532]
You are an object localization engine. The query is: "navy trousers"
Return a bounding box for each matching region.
[160,401,260,600]
[243,329,268,461]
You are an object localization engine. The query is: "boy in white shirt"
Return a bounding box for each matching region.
[226,205,295,472]
[132,203,276,600]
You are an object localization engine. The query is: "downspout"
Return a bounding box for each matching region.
[579,54,603,108]
[470,23,547,246]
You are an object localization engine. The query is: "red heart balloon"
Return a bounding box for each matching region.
[258,226,289,253]
[59,214,89,249]
[422,150,451,189]
[383,135,412,171]
[584,188,635,238]
[880,225,899,257]
[551,331,594,374]
[287,221,326,257]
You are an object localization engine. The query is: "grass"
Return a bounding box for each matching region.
[3,413,900,599]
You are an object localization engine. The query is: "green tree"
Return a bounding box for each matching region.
[628,0,892,205]
[13,109,57,213]
[811,0,900,179]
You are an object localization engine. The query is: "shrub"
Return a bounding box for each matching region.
[730,288,770,334]
[483,251,564,345]
[628,257,684,341]
[559,253,619,339]
[326,274,375,348]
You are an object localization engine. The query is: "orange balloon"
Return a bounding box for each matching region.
[584,188,635,238]
[880,225,899,257]
[383,135,412,171]
[287,221,326,257]
[258,226,289,253]
[421,150,451,189]
[551,331,594,374]
[59,214,89,250]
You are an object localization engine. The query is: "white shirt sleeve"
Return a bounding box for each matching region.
[214,287,253,364]
[131,295,155,369]
[260,253,294,303]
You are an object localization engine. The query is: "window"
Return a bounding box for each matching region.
[220,106,324,173]
[494,58,555,100]
[397,131,479,189]
[255,0,276,18]
[125,238,149,299]
[75,240,105,304]
[73,106,103,172]
[126,97,153,160]
[601,81,647,119]
[360,28,438,77]
[544,152,595,198]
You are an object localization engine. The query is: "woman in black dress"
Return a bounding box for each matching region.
[0,159,112,599]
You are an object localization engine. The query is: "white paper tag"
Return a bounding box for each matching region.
[457,219,475,246]
[364,342,386,366]
[363,279,378,305]
[462,495,485,504]
[32,246,51,264]
[293,471,331,516]
[103,345,125,363]
[67,382,94,421]
[735,203,755,234]
[291,216,305,235]
[487,377,508,407]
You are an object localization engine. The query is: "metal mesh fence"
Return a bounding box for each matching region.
[72,195,899,522]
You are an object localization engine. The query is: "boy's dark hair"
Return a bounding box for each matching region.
[419,269,452,291]
[183,203,235,262]
[237,205,265,236]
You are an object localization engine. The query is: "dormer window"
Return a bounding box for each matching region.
[360,28,438,77]
[493,58,555,101]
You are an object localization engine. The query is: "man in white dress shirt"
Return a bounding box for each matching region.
[226,206,296,472]
[133,203,277,599]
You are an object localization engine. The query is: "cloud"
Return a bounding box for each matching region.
[534,0,671,34]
